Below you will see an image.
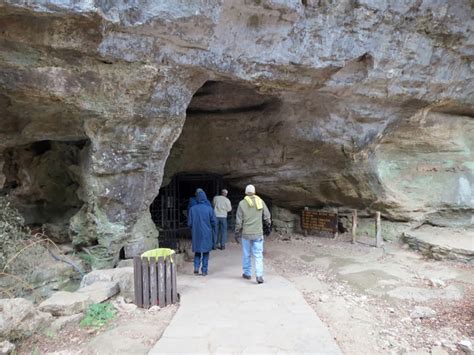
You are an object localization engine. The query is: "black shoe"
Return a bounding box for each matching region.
[202,272,208,276]
[256,276,264,284]
[194,270,199,275]
[242,273,251,280]
[221,245,225,250]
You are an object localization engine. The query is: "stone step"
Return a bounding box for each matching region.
[402,226,474,264]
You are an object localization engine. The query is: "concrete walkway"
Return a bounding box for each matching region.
[149,243,341,354]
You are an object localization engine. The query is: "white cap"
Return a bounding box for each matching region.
[245,184,255,194]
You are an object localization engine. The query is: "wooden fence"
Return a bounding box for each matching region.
[133,255,178,308]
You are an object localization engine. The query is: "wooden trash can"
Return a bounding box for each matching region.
[133,248,178,308]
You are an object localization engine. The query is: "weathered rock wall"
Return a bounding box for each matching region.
[3,141,84,226]
[375,110,474,222]
[0,0,472,266]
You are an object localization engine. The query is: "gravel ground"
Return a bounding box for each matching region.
[265,232,473,355]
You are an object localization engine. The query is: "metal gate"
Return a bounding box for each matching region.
[150,173,223,250]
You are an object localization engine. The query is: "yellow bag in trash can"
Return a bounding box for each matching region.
[141,248,175,261]
[136,248,178,308]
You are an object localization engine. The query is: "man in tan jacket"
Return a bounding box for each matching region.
[235,184,271,284]
[212,189,232,250]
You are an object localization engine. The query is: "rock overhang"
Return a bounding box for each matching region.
[0,0,472,266]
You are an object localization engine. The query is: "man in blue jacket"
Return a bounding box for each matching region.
[188,190,216,276]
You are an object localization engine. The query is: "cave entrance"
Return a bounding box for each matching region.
[150,173,224,249]
[150,172,269,250]
[152,79,280,249]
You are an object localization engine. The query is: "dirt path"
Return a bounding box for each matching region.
[266,233,474,354]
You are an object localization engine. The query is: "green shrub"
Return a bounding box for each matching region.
[0,196,48,298]
[80,303,116,328]
[0,196,34,272]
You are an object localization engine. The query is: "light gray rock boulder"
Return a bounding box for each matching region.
[458,340,473,355]
[48,313,83,333]
[319,294,329,303]
[77,281,119,303]
[81,268,134,299]
[117,259,134,268]
[402,227,474,264]
[146,305,161,314]
[429,278,447,288]
[409,306,437,319]
[0,298,52,341]
[0,340,15,355]
[38,291,92,316]
[111,296,137,314]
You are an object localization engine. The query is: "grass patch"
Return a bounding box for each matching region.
[80,303,116,328]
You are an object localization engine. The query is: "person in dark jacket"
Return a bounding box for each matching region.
[188,188,203,211]
[187,188,212,213]
[188,190,216,276]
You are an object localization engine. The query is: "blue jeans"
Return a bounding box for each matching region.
[242,237,264,278]
[216,217,228,248]
[194,252,209,273]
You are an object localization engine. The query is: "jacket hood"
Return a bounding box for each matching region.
[196,190,209,204]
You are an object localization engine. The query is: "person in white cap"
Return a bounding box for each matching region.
[235,184,271,284]
[212,189,232,250]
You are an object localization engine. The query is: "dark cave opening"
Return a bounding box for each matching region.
[150,79,281,248]
[150,79,282,249]
[1,139,89,243]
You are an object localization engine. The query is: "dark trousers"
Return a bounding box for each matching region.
[216,217,228,248]
[194,252,209,273]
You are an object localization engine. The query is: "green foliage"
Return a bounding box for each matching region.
[80,303,116,328]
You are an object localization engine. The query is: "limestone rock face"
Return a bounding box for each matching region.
[0,0,472,265]
[0,298,52,341]
[271,206,300,234]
